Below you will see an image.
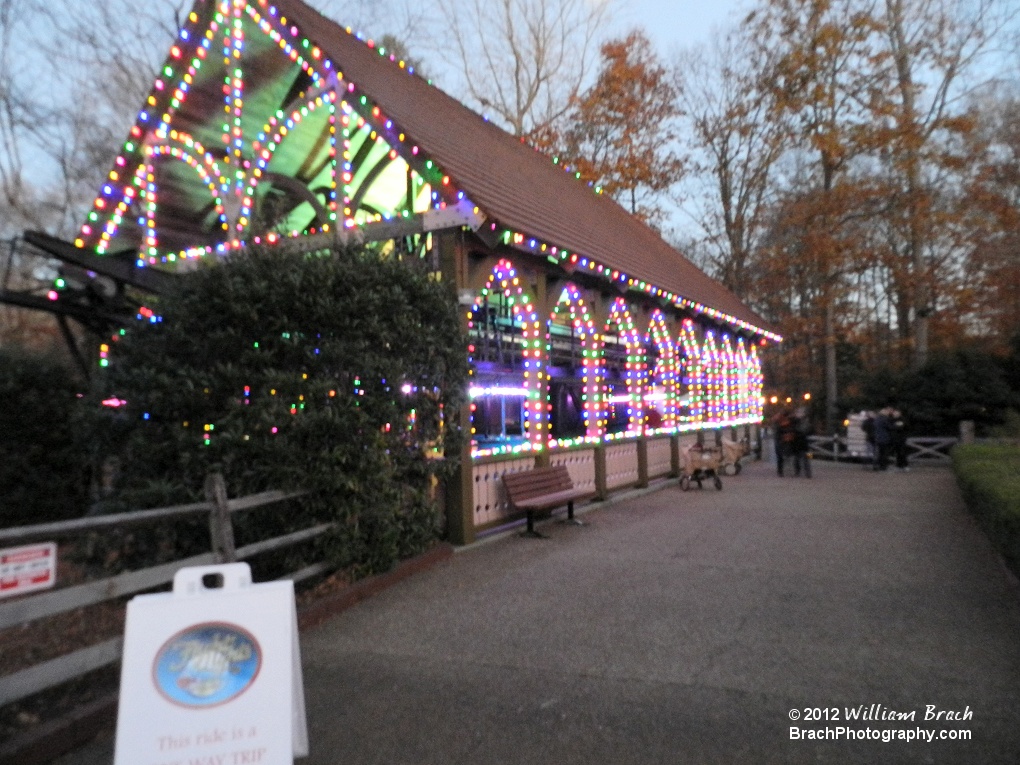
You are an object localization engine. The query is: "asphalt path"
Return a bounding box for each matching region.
[54,458,1020,764]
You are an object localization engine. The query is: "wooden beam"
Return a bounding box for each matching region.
[0,288,130,327]
[23,231,174,295]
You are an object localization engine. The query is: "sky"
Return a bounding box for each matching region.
[612,0,747,56]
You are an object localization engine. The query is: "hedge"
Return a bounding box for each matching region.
[952,443,1020,580]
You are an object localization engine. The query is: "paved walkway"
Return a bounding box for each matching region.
[57,459,1020,764]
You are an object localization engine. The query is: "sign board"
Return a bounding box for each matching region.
[114,563,308,765]
[0,542,57,599]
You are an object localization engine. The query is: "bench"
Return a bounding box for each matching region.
[501,465,596,538]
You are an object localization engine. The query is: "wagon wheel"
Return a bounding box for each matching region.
[680,475,691,492]
[714,475,723,490]
[722,463,736,476]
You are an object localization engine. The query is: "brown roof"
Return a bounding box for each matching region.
[261,1,776,335]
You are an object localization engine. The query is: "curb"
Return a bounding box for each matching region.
[298,543,455,631]
[0,543,456,765]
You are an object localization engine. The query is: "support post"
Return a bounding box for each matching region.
[204,473,236,563]
[636,438,649,488]
[670,434,681,476]
[959,420,975,445]
[594,445,608,500]
[436,229,476,545]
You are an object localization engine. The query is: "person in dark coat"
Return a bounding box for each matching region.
[772,408,794,477]
[890,408,909,471]
[873,407,893,471]
[791,406,812,478]
[861,411,876,468]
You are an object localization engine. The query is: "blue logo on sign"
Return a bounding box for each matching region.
[153,623,261,708]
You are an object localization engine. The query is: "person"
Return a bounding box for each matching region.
[861,411,876,468]
[791,406,812,478]
[772,407,794,477]
[873,407,893,471]
[890,407,909,471]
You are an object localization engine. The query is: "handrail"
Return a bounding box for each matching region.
[0,489,307,546]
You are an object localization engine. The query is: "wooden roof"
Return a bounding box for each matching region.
[272,0,773,335]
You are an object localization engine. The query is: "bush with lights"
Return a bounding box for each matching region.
[87,242,467,576]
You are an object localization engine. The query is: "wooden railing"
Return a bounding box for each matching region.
[0,474,318,707]
[805,435,959,463]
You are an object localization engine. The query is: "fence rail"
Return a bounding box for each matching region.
[0,475,318,707]
[806,435,959,463]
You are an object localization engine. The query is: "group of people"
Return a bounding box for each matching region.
[862,407,909,471]
[771,406,812,478]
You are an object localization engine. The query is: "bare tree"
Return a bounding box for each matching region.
[873,0,1012,368]
[676,28,787,300]
[750,0,885,432]
[433,0,613,139]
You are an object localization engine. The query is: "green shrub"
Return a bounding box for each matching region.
[0,347,91,526]
[952,443,1020,580]
[85,244,467,576]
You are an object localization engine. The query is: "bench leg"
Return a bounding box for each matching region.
[561,500,585,526]
[520,510,547,539]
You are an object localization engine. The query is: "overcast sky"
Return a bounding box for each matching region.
[611,0,748,55]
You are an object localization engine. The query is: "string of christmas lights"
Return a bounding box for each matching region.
[466,261,766,457]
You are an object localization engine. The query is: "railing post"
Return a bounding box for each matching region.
[670,434,681,476]
[204,472,237,563]
[636,438,649,488]
[959,420,975,445]
[594,444,608,500]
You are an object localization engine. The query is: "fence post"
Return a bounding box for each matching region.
[204,472,236,563]
[594,444,608,501]
[636,438,649,488]
[959,420,975,445]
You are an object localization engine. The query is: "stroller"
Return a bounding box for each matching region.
[721,438,750,476]
[680,443,723,491]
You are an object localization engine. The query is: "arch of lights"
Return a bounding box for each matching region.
[678,318,704,427]
[76,0,448,265]
[602,298,646,439]
[467,260,545,457]
[469,302,766,455]
[645,311,678,432]
[547,285,602,449]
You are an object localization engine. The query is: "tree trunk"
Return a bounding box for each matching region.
[887,0,929,368]
[824,294,838,434]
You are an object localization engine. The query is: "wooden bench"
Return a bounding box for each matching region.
[501,465,596,538]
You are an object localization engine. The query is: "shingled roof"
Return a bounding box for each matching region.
[268,0,773,335]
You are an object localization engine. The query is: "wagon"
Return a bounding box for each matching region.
[720,438,750,476]
[680,444,723,491]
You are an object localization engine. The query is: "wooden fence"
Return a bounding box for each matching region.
[0,474,319,708]
[806,435,958,463]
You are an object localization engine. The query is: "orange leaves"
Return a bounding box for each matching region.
[552,30,684,224]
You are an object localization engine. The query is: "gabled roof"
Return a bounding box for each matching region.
[73,0,776,338]
[273,0,774,336]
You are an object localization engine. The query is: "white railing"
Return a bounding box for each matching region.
[549,448,598,494]
[604,442,640,489]
[647,437,673,478]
